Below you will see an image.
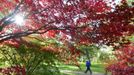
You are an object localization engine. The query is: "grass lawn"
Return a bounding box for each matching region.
[0,62,106,75]
[59,62,106,74]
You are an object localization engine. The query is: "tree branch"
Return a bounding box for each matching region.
[0,23,88,42]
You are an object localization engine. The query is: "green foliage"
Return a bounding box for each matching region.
[127,0,134,5]
[98,52,114,63]
[78,44,99,61]
[78,44,115,63]
[127,35,134,42]
[0,45,60,75]
[34,63,60,75]
[0,12,4,19]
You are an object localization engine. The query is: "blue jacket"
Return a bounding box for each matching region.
[86,61,91,67]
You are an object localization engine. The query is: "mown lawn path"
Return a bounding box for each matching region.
[60,70,109,75]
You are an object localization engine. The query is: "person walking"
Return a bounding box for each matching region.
[85,60,92,75]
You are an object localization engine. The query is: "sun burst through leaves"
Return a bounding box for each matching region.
[14,14,25,26]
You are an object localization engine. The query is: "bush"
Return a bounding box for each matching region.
[0,45,60,75]
[106,44,134,75]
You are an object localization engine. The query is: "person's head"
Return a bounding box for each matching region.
[86,60,91,63]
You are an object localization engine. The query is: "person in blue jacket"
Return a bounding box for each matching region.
[85,60,92,75]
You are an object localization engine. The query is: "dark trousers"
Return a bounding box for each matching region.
[85,67,92,75]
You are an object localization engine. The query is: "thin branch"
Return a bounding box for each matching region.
[0,24,88,42]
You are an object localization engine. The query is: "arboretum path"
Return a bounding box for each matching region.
[60,70,110,75]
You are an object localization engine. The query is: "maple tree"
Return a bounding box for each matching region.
[0,0,134,75]
[0,0,133,45]
[106,43,134,75]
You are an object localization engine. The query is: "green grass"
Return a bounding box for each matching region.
[61,73,75,75]
[0,62,106,75]
[91,63,105,73]
[59,62,105,73]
